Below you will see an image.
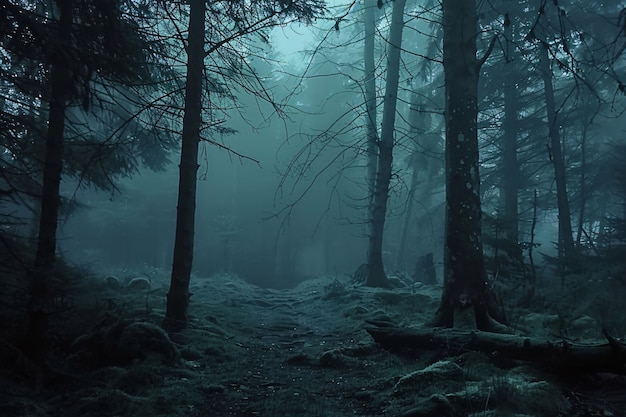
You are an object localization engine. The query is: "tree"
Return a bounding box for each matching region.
[26,2,74,388]
[432,0,501,330]
[163,0,326,330]
[473,0,626,286]
[395,93,428,272]
[0,0,153,388]
[394,6,445,275]
[537,37,576,263]
[163,0,205,331]
[523,0,617,265]
[364,0,406,288]
[363,0,378,211]
[500,12,521,247]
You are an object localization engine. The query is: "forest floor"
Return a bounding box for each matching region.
[1,269,626,417]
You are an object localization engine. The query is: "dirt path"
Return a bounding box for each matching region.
[3,273,625,417]
[189,284,386,417]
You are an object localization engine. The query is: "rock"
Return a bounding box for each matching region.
[318,349,359,368]
[116,321,179,364]
[394,361,464,395]
[102,275,121,289]
[126,276,151,291]
[71,320,179,367]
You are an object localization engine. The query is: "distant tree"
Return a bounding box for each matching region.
[536,37,576,263]
[474,7,535,294]
[453,0,626,304]
[363,0,378,211]
[523,0,623,264]
[394,10,445,273]
[395,92,429,272]
[268,1,439,285]
[364,0,407,288]
[500,12,521,248]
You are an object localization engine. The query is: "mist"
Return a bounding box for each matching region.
[3,1,626,415]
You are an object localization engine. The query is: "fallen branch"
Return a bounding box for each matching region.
[366,323,626,374]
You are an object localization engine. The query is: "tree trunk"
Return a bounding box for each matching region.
[366,324,626,375]
[432,0,498,330]
[363,0,378,207]
[25,0,73,390]
[576,121,588,246]
[538,41,575,262]
[396,93,426,271]
[501,15,520,247]
[164,0,205,331]
[365,0,406,288]
[396,164,418,271]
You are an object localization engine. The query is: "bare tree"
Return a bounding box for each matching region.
[163,0,326,330]
[163,0,206,330]
[537,39,576,263]
[363,0,407,288]
[364,0,378,207]
[501,13,521,247]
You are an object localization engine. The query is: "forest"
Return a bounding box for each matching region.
[1,0,626,416]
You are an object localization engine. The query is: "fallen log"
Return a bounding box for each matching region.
[365,323,626,374]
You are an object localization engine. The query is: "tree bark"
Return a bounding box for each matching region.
[365,0,406,288]
[538,41,575,262]
[396,164,419,271]
[575,120,589,246]
[396,93,426,271]
[363,0,378,208]
[164,0,205,331]
[432,0,500,329]
[366,324,626,374]
[26,0,73,390]
[501,15,520,247]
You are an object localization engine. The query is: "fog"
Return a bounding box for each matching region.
[53,1,579,289]
[4,1,626,416]
[58,12,377,287]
